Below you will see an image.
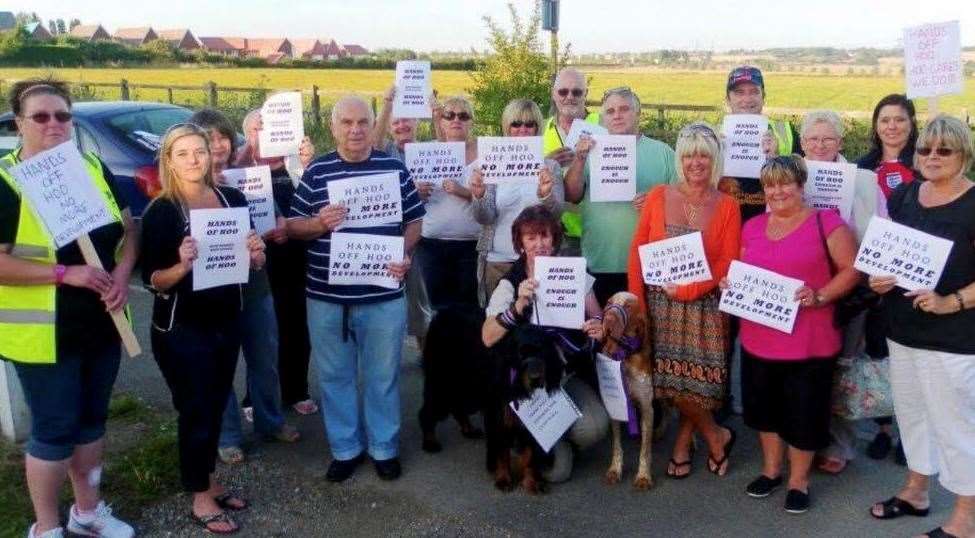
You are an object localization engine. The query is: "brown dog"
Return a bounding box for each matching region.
[600,291,655,490]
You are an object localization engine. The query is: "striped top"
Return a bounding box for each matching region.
[288,150,425,304]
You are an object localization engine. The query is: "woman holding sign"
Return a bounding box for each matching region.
[626,122,741,479]
[471,99,565,298]
[730,155,859,514]
[868,116,975,538]
[0,79,137,538]
[141,124,266,534]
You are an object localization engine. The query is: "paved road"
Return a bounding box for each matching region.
[117,282,952,537]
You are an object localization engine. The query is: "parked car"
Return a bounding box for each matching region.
[0,101,194,216]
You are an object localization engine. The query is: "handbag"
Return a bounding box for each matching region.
[831,354,895,420]
[815,211,881,327]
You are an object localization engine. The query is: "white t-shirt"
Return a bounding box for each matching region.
[420,161,481,241]
[487,181,547,263]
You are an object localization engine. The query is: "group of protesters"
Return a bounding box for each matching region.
[1,63,972,537]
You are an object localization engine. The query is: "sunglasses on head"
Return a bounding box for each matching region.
[557,88,585,98]
[24,111,72,124]
[916,146,955,157]
[509,120,537,129]
[442,111,471,122]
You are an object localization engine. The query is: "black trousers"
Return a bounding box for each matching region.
[266,238,312,405]
[415,237,479,311]
[152,321,240,492]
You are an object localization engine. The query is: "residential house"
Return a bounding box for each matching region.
[199,36,248,57]
[68,24,111,41]
[320,38,346,60]
[292,38,326,61]
[113,26,158,46]
[342,44,369,57]
[244,38,293,60]
[157,28,201,51]
[23,22,53,41]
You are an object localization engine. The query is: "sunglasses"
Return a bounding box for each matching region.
[509,120,538,129]
[24,111,73,124]
[916,146,955,157]
[557,88,585,98]
[442,111,471,122]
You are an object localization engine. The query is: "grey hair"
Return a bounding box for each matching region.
[801,110,845,139]
[914,115,974,174]
[331,95,375,125]
[601,88,641,114]
[553,68,586,90]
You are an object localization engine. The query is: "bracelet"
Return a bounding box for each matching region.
[954,292,965,313]
[53,264,67,286]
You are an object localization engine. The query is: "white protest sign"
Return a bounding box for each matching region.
[722,114,768,179]
[9,141,114,248]
[259,91,304,158]
[327,172,403,230]
[589,135,637,202]
[393,60,432,119]
[190,207,251,291]
[532,256,586,330]
[564,118,607,150]
[221,166,275,236]
[904,21,963,99]
[404,141,466,187]
[328,232,404,290]
[854,216,953,291]
[595,353,629,422]
[804,160,857,223]
[509,388,581,453]
[719,260,803,334]
[638,231,713,286]
[477,136,544,184]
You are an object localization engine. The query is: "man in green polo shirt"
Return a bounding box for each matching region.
[563,87,676,305]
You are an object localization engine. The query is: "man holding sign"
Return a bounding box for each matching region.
[287,96,424,483]
[0,79,138,538]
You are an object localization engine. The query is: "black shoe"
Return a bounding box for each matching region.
[326,453,364,482]
[374,457,402,481]
[894,442,907,466]
[746,475,783,498]
[784,489,810,514]
[867,432,893,460]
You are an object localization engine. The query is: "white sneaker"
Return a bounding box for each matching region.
[67,501,134,538]
[27,524,64,538]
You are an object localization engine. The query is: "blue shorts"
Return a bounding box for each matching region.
[13,341,121,461]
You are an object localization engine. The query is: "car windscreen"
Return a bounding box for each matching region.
[105,107,193,153]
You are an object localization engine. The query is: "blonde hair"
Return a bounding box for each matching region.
[914,115,974,174]
[675,122,723,187]
[157,123,215,207]
[500,99,543,133]
[760,154,808,188]
[441,95,474,119]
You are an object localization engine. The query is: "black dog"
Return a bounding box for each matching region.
[419,304,491,453]
[484,326,565,494]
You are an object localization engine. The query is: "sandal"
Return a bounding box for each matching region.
[922,527,959,538]
[707,428,737,476]
[214,492,248,511]
[270,423,301,443]
[817,456,847,475]
[666,458,693,479]
[218,446,245,465]
[292,399,319,415]
[870,496,929,519]
[190,511,239,535]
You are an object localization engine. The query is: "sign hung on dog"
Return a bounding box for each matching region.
[328,232,404,290]
[803,160,857,223]
[532,256,586,330]
[190,207,251,291]
[477,136,544,184]
[853,216,952,291]
[510,388,581,453]
[258,91,304,158]
[595,353,629,422]
[589,134,637,202]
[721,114,768,179]
[638,231,713,286]
[403,141,466,187]
[393,60,432,118]
[221,165,276,235]
[719,260,803,334]
[327,172,402,230]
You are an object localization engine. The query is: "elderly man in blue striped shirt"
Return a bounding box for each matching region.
[287,96,425,482]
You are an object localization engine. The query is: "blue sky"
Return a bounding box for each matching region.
[21,0,975,52]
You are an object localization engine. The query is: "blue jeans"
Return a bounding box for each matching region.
[219,290,286,447]
[307,297,406,461]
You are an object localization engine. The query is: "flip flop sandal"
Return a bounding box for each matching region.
[190,511,239,535]
[923,527,959,538]
[708,428,737,476]
[870,496,930,519]
[214,492,249,511]
[666,459,693,479]
[816,457,847,475]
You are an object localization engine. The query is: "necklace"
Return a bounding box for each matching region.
[678,184,711,228]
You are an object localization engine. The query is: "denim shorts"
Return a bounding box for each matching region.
[13,340,121,461]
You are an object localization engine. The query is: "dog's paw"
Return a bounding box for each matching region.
[632,474,653,491]
[604,469,622,485]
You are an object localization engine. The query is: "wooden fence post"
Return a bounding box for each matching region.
[167,88,174,104]
[120,79,130,100]
[657,107,665,123]
[207,81,218,107]
[371,96,377,117]
[311,85,322,127]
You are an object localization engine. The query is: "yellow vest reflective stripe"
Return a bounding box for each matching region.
[543,111,600,238]
[0,149,123,364]
[770,119,794,157]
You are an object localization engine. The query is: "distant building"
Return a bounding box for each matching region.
[342,44,369,57]
[244,38,293,59]
[157,28,201,51]
[320,38,346,60]
[292,38,326,61]
[69,24,111,41]
[23,21,53,41]
[113,26,158,46]
[199,36,248,57]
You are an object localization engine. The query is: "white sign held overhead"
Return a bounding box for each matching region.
[589,135,637,202]
[510,388,581,453]
[532,256,587,330]
[190,207,251,291]
[403,141,466,187]
[477,136,544,184]
[328,232,404,290]
[393,60,432,118]
[564,118,608,150]
[853,216,953,292]
[722,114,768,179]
[638,231,713,286]
[259,91,304,158]
[719,260,803,334]
[326,172,403,230]
[804,160,857,223]
[221,166,276,236]
[903,21,963,99]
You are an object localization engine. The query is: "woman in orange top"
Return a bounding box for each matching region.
[627,122,741,479]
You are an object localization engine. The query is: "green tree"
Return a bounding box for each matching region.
[468,2,554,134]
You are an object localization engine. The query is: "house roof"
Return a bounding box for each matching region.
[69,24,108,39]
[244,38,290,57]
[114,27,155,39]
[24,22,41,33]
[157,29,191,40]
[343,44,369,55]
[291,38,324,56]
[199,36,247,52]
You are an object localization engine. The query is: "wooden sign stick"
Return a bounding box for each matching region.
[76,233,142,358]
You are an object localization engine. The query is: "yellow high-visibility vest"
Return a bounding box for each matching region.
[0,148,124,364]
[543,111,600,239]
[770,119,795,157]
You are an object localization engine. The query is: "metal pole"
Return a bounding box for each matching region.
[550,29,558,75]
